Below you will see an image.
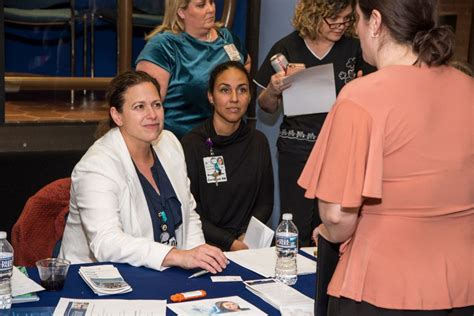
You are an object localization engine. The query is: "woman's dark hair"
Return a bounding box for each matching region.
[95,70,161,138]
[358,0,454,66]
[208,61,251,93]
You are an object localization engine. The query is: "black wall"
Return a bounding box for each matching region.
[0,123,97,240]
[0,151,85,238]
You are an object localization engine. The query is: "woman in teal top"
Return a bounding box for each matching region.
[136,0,251,138]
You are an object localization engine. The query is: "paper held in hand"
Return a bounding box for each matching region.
[79,265,132,296]
[243,216,274,249]
[282,63,336,116]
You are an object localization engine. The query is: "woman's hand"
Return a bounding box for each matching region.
[311,223,331,245]
[230,239,248,251]
[268,72,291,97]
[163,244,228,273]
[258,72,291,113]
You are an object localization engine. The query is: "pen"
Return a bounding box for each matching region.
[188,269,210,279]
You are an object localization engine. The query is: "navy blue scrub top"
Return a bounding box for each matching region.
[134,150,183,245]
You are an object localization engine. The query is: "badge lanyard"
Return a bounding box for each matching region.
[205,138,219,187]
[157,211,170,244]
[205,137,215,156]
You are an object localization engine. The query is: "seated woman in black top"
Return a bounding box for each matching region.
[181,61,274,251]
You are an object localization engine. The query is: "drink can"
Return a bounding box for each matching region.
[270,53,289,73]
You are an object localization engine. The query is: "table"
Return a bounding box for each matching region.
[18,259,316,315]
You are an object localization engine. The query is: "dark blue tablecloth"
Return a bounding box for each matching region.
[12,257,316,315]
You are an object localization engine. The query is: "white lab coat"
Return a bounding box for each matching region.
[60,128,205,270]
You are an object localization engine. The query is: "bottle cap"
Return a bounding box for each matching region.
[282,213,293,220]
[0,231,6,239]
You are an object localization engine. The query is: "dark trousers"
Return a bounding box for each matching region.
[328,297,474,316]
[278,151,321,247]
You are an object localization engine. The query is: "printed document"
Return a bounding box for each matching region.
[243,216,274,249]
[225,247,316,278]
[53,298,166,316]
[168,295,266,316]
[282,63,336,116]
[79,265,132,296]
[244,279,314,314]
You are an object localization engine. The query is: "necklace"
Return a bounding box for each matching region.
[206,29,212,42]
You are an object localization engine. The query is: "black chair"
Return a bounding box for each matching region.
[94,0,165,29]
[4,0,79,103]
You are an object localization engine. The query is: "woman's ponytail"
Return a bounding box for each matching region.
[413,26,454,66]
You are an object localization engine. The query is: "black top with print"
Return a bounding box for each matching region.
[255,31,375,155]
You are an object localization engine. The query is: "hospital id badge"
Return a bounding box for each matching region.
[203,156,227,185]
[223,44,241,62]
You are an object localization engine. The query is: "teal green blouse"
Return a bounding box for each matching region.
[136,28,247,139]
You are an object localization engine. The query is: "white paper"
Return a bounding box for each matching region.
[11,266,45,297]
[243,217,274,249]
[225,247,316,278]
[53,298,166,316]
[244,279,314,313]
[79,265,132,296]
[280,304,314,316]
[282,63,336,116]
[300,247,318,258]
[168,295,266,316]
[210,276,243,282]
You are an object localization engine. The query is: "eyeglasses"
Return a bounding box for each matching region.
[323,17,355,29]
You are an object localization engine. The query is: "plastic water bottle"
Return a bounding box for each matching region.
[0,231,13,309]
[275,213,298,285]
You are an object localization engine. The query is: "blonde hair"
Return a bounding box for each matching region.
[292,0,355,41]
[145,0,222,40]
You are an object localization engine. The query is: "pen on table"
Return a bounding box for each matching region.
[188,269,210,279]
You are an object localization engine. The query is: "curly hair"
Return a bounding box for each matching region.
[292,0,355,40]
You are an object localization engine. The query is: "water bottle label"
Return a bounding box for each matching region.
[276,235,298,250]
[0,256,12,272]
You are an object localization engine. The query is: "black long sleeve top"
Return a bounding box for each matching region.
[181,118,274,250]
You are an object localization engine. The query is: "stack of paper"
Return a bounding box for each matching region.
[79,265,132,296]
[244,279,314,314]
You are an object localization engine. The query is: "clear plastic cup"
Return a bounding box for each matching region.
[35,258,70,291]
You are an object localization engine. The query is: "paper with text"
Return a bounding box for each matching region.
[244,279,314,313]
[53,298,166,316]
[168,295,266,315]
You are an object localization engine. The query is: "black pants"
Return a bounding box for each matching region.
[278,151,321,247]
[328,297,474,316]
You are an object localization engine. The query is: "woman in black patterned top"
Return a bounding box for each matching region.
[255,0,374,246]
